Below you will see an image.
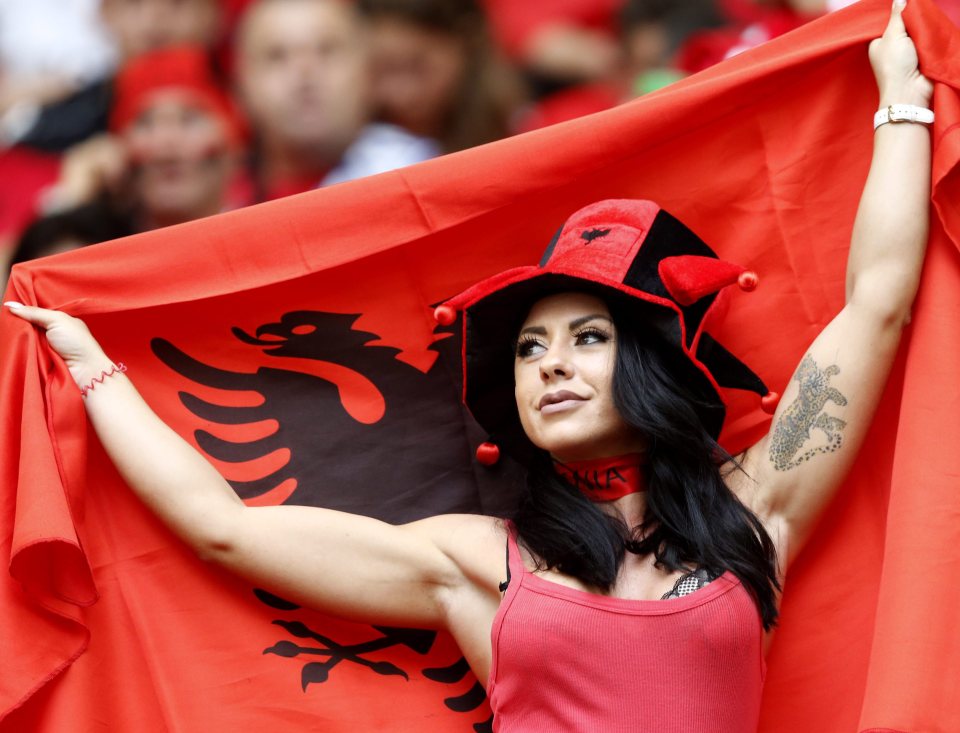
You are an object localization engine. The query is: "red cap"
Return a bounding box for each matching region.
[111,45,247,147]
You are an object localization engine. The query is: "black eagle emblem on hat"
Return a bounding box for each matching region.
[581,228,611,242]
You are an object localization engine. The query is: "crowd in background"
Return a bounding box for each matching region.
[2,0,953,284]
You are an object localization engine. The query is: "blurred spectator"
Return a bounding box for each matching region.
[358,0,524,153]
[3,44,242,286]
[0,0,118,272]
[35,46,244,239]
[481,0,623,92]
[678,0,828,73]
[9,0,224,152]
[0,146,62,275]
[102,0,221,61]
[9,199,132,268]
[621,0,722,89]
[0,0,115,138]
[518,0,719,132]
[234,0,437,201]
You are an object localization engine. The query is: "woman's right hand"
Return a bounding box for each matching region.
[4,302,113,387]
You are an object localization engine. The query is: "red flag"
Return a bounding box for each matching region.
[3,0,960,730]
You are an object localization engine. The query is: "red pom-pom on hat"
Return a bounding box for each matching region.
[434,304,457,325]
[738,271,759,292]
[761,392,780,414]
[475,442,500,466]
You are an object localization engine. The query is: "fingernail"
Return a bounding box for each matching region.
[3,301,24,309]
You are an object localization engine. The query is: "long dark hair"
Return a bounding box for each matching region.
[511,297,781,629]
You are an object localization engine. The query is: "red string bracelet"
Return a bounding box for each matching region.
[80,363,127,398]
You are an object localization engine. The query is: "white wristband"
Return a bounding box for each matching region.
[874,104,934,130]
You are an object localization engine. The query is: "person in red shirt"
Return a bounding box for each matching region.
[5,4,931,729]
[0,0,228,277]
[7,45,245,273]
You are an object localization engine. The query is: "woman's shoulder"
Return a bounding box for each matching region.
[404,512,507,541]
[403,513,510,590]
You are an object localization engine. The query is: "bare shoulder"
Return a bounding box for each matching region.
[404,513,509,593]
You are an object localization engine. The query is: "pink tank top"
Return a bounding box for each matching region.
[488,529,765,732]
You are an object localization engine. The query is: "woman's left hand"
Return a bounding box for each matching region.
[869,0,933,107]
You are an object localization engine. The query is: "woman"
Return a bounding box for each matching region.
[3,3,932,730]
[36,45,246,232]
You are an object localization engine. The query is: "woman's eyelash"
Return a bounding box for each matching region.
[514,327,610,356]
[515,335,543,357]
[574,327,610,342]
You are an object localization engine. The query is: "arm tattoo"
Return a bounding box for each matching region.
[769,355,848,471]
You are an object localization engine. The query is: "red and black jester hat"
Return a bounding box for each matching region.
[435,199,779,461]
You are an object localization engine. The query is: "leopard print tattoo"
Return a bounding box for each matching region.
[769,355,848,471]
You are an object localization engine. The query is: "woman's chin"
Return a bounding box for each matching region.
[532,428,643,464]
[535,435,609,463]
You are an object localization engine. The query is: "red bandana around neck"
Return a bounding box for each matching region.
[553,454,646,502]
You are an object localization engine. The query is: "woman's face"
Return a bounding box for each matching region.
[368,17,466,138]
[514,292,640,462]
[124,90,234,222]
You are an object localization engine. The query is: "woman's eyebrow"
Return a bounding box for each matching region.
[518,325,547,337]
[569,314,612,329]
[518,314,611,337]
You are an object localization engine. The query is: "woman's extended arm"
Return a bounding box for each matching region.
[3,304,505,628]
[736,1,933,566]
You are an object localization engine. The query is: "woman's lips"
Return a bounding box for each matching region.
[540,399,585,415]
[539,391,586,414]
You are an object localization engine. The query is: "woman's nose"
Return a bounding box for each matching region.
[540,347,574,381]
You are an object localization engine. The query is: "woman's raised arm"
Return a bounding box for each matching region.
[3,303,505,628]
[736,0,933,567]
